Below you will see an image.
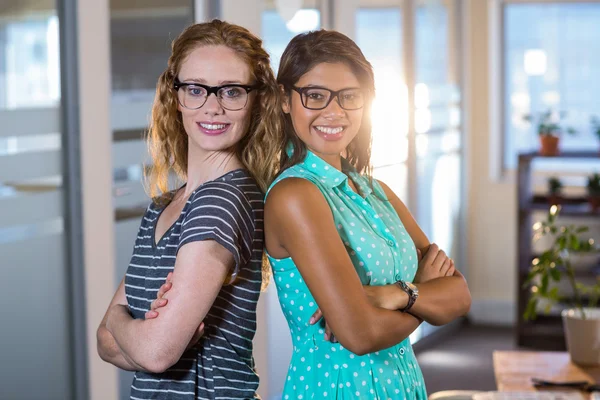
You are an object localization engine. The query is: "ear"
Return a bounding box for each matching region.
[280,84,290,114]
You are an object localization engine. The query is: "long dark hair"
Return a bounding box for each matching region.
[276,29,376,177]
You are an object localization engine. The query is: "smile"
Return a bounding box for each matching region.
[197,122,231,136]
[199,123,228,130]
[314,126,345,135]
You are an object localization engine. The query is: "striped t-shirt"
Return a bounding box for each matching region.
[124,169,264,400]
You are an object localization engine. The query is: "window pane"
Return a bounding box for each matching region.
[262,7,321,73]
[356,7,407,169]
[0,2,72,399]
[504,3,600,170]
[0,15,60,109]
[414,1,463,260]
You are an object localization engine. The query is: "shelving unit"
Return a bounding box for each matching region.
[516,151,600,350]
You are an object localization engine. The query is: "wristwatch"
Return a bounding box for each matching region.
[396,280,419,312]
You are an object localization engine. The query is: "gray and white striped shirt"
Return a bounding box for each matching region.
[124,169,264,399]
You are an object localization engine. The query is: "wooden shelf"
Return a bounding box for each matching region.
[516,151,600,351]
[519,151,600,161]
[528,195,599,216]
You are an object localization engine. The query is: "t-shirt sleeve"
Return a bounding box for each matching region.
[177,182,255,279]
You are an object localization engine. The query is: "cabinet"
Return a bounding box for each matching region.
[516,151,600,349]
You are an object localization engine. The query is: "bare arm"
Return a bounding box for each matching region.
[265,178,421,355]
[105,241,231,373]
[377,180,472,325]
[96,278,140,371]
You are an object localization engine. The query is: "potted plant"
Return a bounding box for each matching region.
[547,176,563,205]
[523,110,577,156]
[524,205,600,366]
[588,173,600,212]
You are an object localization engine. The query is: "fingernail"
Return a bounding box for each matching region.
[309,317,315,324]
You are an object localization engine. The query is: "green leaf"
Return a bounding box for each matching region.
[540,274,549,295]
[524,298,538,321]
[570,235,580,250]
[576,226,589,233]
[550,267,561,281]
[558,236,567,250]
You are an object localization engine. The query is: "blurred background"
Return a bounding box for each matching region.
[1,0,599,399]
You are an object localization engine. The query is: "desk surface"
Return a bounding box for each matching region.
[494,351,600,393]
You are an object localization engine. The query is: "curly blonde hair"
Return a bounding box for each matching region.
[146,20,282,202]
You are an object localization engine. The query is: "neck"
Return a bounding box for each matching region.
[183,144,243,196]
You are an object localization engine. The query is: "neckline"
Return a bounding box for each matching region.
[151,168,247,248]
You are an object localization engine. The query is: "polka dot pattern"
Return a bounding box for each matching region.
[266,149,426,399]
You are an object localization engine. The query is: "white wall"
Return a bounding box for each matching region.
[465,0,517,326]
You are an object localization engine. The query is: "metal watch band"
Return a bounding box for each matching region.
[396,280,417,312]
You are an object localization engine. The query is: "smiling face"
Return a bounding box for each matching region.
[282,62,364,166]
[176,45,254,155]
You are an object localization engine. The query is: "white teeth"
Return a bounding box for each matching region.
[315,126,344,135]
[200,123,227,130]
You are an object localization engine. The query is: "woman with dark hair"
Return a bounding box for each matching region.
[96,20,282,399]
[263,30,471,399]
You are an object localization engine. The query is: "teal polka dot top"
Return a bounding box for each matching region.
[266,148,427,399]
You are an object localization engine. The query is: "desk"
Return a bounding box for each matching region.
[493,351,600,397]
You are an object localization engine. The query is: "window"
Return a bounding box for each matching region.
[356,7,407,201]
[261,7,320,73]
[0,16,60,109]
[504,2,600,170]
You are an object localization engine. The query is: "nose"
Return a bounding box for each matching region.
[322,96,345,118]
[203,93,224,115]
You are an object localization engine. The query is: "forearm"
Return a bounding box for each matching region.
[106,305,178,373]
[341,306,422,355]
[411,276,471,325]
[97,325,141,371]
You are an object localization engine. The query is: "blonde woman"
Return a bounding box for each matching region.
[96,20,281,399]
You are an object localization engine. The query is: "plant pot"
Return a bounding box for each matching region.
[589,194,600,212]
[539,135,560,156]
[562,308,600,366]
[547,194,561,205]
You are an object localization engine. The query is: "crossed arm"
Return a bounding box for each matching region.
[376,179,471,326]
[96,241,231,373]
[264,178,471,355]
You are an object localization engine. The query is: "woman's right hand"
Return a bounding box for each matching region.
[145,272,206,350]
[413,243,455,283]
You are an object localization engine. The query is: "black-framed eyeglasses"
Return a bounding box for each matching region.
[173,80,258,111]
[292,86,365,111]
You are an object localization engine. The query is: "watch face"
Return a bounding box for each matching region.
[406,282,419,295]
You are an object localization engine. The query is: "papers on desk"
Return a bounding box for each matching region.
[474,392,587,400]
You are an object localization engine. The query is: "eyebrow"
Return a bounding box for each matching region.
[302,84,362,91]
[178,77,246,85]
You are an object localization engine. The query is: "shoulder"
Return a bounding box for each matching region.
[374,178,411,216]
[190,176,254,210]
[374,179,394,201]
[266,178,330,220]
[267,177,324,205]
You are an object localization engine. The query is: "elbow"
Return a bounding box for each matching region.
[341,338,372,356]
[336,324,379,356]
[96,325,114,363]
[432,282,472,326]
[141,349,179,374]
[457,277,472,316]
[462,288,472,316]
[141,342,181,374]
